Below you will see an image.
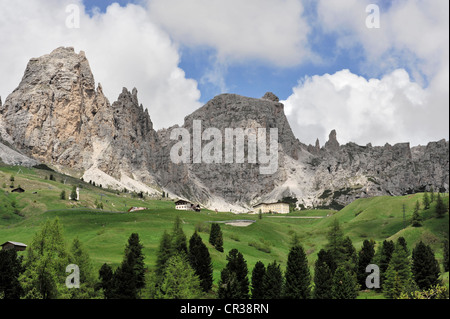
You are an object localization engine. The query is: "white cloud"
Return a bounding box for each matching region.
[0,0,202,129]
[283,68,448,147]
[146,0,312,67]
[283,0,449,146]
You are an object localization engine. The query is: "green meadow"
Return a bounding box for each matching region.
[1,164,448,296]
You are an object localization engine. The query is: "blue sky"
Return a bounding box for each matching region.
[0,0,448,146]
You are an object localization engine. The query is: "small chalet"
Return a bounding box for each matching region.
[1,241,27,251]
[175,200,192,211]
[11,187,25,193]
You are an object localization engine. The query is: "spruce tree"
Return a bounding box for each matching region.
[172,216,187,255]
[114,233,146,298]
[284,243,311,299]
[374,240,395,286]
[155,231,173,280]
[263,261,283,299]
[444,239,449,273]
[159,254,202,299]
[331,266,358,299]
[0,249,24,299]
[214,227,224,252]
[412,241,441,290]
[397,237,409,256]
[423,192,430,209]
[188,231,213,292]
[209,223,219,246]
[384,243,413,299]
[98,263,115,299]
[412,200,422,227]
[251,261,266,299]
[357,239,375,288]
[218,249,249,299]
[435,193,448,218]
[313,250,333,299]
[325,219,346,263]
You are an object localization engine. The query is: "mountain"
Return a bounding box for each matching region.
[0,47,448,211]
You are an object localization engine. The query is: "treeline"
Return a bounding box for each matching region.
[0,217,448,299]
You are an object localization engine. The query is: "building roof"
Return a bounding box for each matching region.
[1,241,27,247]
[253,202,289,208]
[175,199,192,205]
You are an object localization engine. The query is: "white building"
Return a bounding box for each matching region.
[253,202,290,214]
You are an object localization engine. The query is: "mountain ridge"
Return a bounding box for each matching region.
[0,47,448,212]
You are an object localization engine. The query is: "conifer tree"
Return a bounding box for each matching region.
[155,231,173,281]
[218,249,249,299]
[284,243,311,299]
[412,241,441,290]
[423,192,430,209]
[357,239,375,288]
[325,219,346,264]
[209,223,219,246]
[214,227,224,252]
[331,266,358,299]
[159,254,202,299]
[0,249,24,299]
[374,240,395,286]
[435,193,448,218]
[313,249,333,299]
[397,237,409,256]
[172,216,187,255]
[263,261,283,299]
[20,218,68,299]
[251,261,266,299]
[98,263,115,299]
[384,243,413,299]
[412,200,422,227]
[188,231,213,292]
[444,239,449,273]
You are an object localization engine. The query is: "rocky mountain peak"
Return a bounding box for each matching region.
[324,129,340,152]
[261,92,279,102]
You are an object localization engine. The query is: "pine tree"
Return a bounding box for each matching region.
[155,231,173,281]
[325,219,346,264]
[384,243,413,299]
[218,249,249,299]
[331,266,358,299]
[397,237,409,256]
[412,200,422,227]
[98,263,115,299]
[209,223,219,246]
[114,233,146,299]
[342,236,358,272]
[444,239,449,273]
[313,249,333,299]
[357,239,375,288]
[435,193,448,218]
[60,190,66,200]
[412,241,441,290]
[263,261,283,299]
[67,237,97,298]
[0,249,24,299]
[374,240,395,287]
[423,192,430,209]
[251,261,266,299]
[20,218,68,299]
[430,187,435,202]
[284,243,311,299]
[172,216,187,255]
[214,227,224,252]
[159,254,202,299]
[188,231,213,292]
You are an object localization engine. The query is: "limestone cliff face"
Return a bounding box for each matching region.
[0,47,448,211]
[0,47,159,192]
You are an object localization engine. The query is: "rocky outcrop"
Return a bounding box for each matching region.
[0,47,448,211]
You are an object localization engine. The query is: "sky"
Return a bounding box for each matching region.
[0,0,448,146]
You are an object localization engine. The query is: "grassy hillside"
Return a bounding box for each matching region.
[1,164,448,294]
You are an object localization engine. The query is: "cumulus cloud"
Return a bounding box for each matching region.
[146,0,312,67]
[283,68,448,147]
[283,0,449,146]
[0,0,202,129]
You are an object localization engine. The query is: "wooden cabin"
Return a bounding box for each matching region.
[1,241,27,251]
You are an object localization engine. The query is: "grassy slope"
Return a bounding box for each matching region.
[1,165,448,293]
